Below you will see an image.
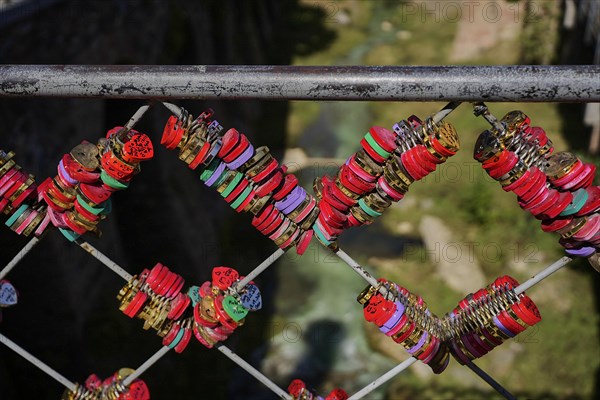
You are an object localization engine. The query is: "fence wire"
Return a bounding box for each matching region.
[0,66,598,399]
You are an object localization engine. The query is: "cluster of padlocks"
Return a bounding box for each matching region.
[1,127,154,242]
[287,379,348,400]
[357,274,540,373]
[313,117,460,247]
[1,102,597,399]
[474,109,599,258]
[61,369,150,400]
[162,109,317,255]
[1,150,44,236]
[118,264,261,351]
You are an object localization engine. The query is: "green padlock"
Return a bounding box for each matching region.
[222,295,249,322]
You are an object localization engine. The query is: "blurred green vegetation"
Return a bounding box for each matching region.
[519,0,562,64]
[281,1,599,399]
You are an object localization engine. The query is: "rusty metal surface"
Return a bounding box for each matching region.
[0,65,598,102]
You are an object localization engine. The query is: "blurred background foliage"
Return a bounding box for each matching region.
[278,1,599,399]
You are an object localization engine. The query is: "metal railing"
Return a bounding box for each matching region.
[0,65,598,102]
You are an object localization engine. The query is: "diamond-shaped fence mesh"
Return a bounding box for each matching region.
[0,65,599,399]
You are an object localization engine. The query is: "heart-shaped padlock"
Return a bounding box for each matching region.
[123,134,154,163]
[0,280,18,307]
[240,284,262,311]
[222,295,248,322]
[212,267,239,291]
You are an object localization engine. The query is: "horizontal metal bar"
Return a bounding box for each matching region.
[0,65,598,102]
